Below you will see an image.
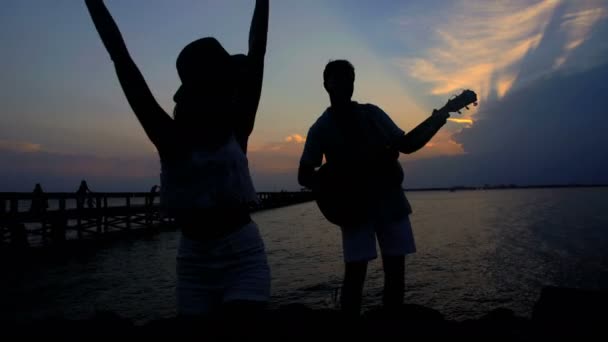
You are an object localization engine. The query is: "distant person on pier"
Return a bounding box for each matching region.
[148,184,160,206]
[29,183,48,216]
[76,180,95,209]
[298,60,472,316]
[85,0,271,320]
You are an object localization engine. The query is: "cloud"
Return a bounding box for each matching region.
[400,0,560,102]
[248,135,306,184]
[390,0,608,191]
[0,140,42,153]
[416,61,608,188]
[554,5,607,69]
[403,129,465,162]
[284,134,306,144]
[400,0,608,104]
[248,146,304,191]
[401,64,608,189]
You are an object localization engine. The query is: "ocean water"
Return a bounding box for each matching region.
[2,188,608,323]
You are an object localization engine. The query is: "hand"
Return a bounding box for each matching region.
[432,108,450,120]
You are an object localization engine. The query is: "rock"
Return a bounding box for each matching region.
[7,287,608,341]
[532,286,608,339]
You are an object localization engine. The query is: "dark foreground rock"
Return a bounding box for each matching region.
[3,287,607,341]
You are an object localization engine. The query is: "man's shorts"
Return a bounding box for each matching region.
[341,214,416,263]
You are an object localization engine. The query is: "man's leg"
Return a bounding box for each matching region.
[381,254,405,309]
[341,260,368,316]
[376,214,415,310]
[340,220,377,316]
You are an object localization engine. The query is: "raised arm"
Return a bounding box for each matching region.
[234,0,269,151]
[399,89,477,153]
[249,0,269,62]
[84,0,172,150]
[397,109,450,154]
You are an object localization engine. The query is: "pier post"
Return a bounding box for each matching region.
[0,199,5,244]
[145,194,151,226]
[76,196,83,240]
[50,198,67,244]
[103,197,108,232]
[126,196,131,230]
[10,198,18,216]
[8,198,28,247]
[96,196,102,234]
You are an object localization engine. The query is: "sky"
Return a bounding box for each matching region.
[1,0,607,191]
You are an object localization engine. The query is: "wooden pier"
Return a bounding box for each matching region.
[0,191,314,248]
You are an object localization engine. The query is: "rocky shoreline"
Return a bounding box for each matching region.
[4,287,607,341]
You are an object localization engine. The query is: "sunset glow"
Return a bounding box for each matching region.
[1,0,607,190]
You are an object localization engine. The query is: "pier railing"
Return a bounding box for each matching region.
[0,191,314,248]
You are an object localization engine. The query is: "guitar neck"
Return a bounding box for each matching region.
[433,105,451,119]
[437,104,452,114]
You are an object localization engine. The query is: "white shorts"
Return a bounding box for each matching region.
[341,214,416,263]
[176,221,271,316]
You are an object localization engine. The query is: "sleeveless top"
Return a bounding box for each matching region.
[160,135,259,211]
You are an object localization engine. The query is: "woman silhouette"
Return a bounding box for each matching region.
[85,0,270,318]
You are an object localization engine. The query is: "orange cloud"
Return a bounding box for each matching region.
[284,134,306,144]
[0,140,42,153]
[496,72,518,99]
[405,129,465,161]
[400,0,559,101]
[248,135,307,173]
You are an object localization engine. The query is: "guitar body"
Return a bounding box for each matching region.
[313,163,364,226]
[313,159,404,226]
[314,162,365,226]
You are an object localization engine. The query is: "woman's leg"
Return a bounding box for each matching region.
[222,221,271,306]
[176,234,223,317]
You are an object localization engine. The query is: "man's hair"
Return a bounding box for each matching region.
[323,60,355,82]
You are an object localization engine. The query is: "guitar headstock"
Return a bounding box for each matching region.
[444,89,478,114]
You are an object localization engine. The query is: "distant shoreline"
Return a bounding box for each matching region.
[404,184,608,192]
[2,184,607,195]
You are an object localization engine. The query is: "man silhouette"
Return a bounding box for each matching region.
[299,60,453,315]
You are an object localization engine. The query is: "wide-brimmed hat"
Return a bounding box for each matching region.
[174,37,235,102]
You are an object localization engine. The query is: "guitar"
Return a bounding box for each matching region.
[314,89,478,226]
[440,89,478,115]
